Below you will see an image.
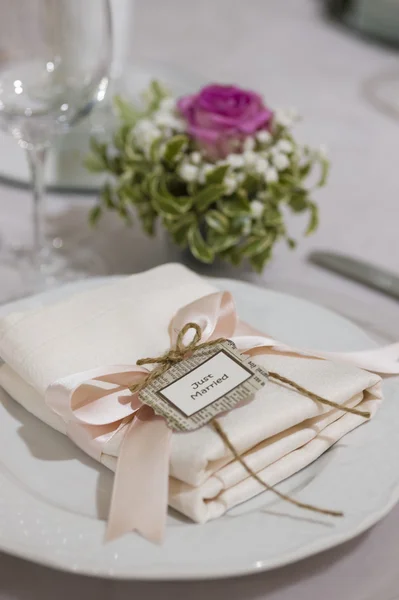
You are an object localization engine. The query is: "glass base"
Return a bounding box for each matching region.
[0,242,107,303]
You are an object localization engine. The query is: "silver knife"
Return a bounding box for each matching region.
[308,251,399,300]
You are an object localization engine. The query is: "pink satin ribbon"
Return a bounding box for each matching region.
[45,291,399,543]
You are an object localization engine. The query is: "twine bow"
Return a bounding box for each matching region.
[129,322,225,395]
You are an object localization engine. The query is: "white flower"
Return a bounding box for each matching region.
[317,143,329,159]
[273,153,290,170]
[179,163,199,182]
[243,136,255,152]
[133,119,161,152]
[274,107,299,128]
[256,130,272,144]
[250,200,264,219]
[159,97,176,112]
[224,174,238,195]
[226,153,245,168]
[190,151,202,165]
[254,157,269,174]
[154,111,185,131]
[134,118,157,135]
[265,167,278,183]
[242,218,252,236]
[243,151,258,167]
[236,172,245,184]
[277,139,293,153]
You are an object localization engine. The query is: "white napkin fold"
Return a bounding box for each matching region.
[0,264,382,522]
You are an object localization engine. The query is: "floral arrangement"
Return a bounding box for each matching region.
[85,81,329,272]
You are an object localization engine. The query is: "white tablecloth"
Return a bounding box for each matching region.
[1,0,399,598]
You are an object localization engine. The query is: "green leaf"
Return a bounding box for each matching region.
[146,80,169,111]
[170,220,194,246]
[120,183,143,204]
[89,137,107,158]
[149,176,192,216]
[106,156,124,175]
[220,245,243,266]
[299,162,312,179]
[119,168,135,186]
[89,204,102,226]
[205,164,229,185]
[289,190,308,212]
[124,134,144,162]
[251,221,267,237]
[141,214,156,235]
[219,194,250,217]
[263,207,284,228]
[204,210,229,234]
[150,137,163,162]
[317,157,329,187]
[187,225,215,263]
[195,184,225,212]
[160,180,192,212]
[84,153,106,173]
[114,95,140,125]
[113,124,130,151]
[305,202,319,235]
[167,212,196,233]
[101,183,116,209]
[153,194,182,217]
[136,199,156,216]
[209,235,240,253]
[287,237,297,249]
[166,212,197,246]
[241,235,273,258]
[151,79,167,97]
[249,247,273,273]
[117,203,133,225]
[242,173,259,196]
[163,135,188,163]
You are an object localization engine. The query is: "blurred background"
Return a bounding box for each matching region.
[0,0,399,336]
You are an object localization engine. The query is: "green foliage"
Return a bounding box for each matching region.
[206,164,230,185]
[188,225,215,263]
[163,135,188,164]
[85,82,329,273]
[195,184,225,212]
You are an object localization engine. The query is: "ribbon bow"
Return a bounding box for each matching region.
[45,291,399,543]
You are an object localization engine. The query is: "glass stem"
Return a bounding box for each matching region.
[26,145,48,260]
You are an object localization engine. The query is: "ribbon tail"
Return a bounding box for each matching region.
[299,343,399,375]
[237,335,399,375]
[106,415,172,544]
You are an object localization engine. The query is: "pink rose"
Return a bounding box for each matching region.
[177,84,273,159]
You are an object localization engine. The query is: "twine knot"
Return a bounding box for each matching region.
[129,322,224,395]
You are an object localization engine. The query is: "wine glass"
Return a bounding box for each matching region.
[0,0,112,293]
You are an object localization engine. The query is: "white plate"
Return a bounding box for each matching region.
[0,61,203,192]
[0,276,398,580]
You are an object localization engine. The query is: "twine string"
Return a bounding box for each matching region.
[128,322,371,518]
[212,419,343,518]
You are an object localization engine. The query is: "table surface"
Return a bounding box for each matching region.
[1,0,399,598]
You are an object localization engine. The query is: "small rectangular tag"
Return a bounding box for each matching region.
[139,340,269,431]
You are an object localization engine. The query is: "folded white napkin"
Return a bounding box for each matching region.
[0,264,382,523]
